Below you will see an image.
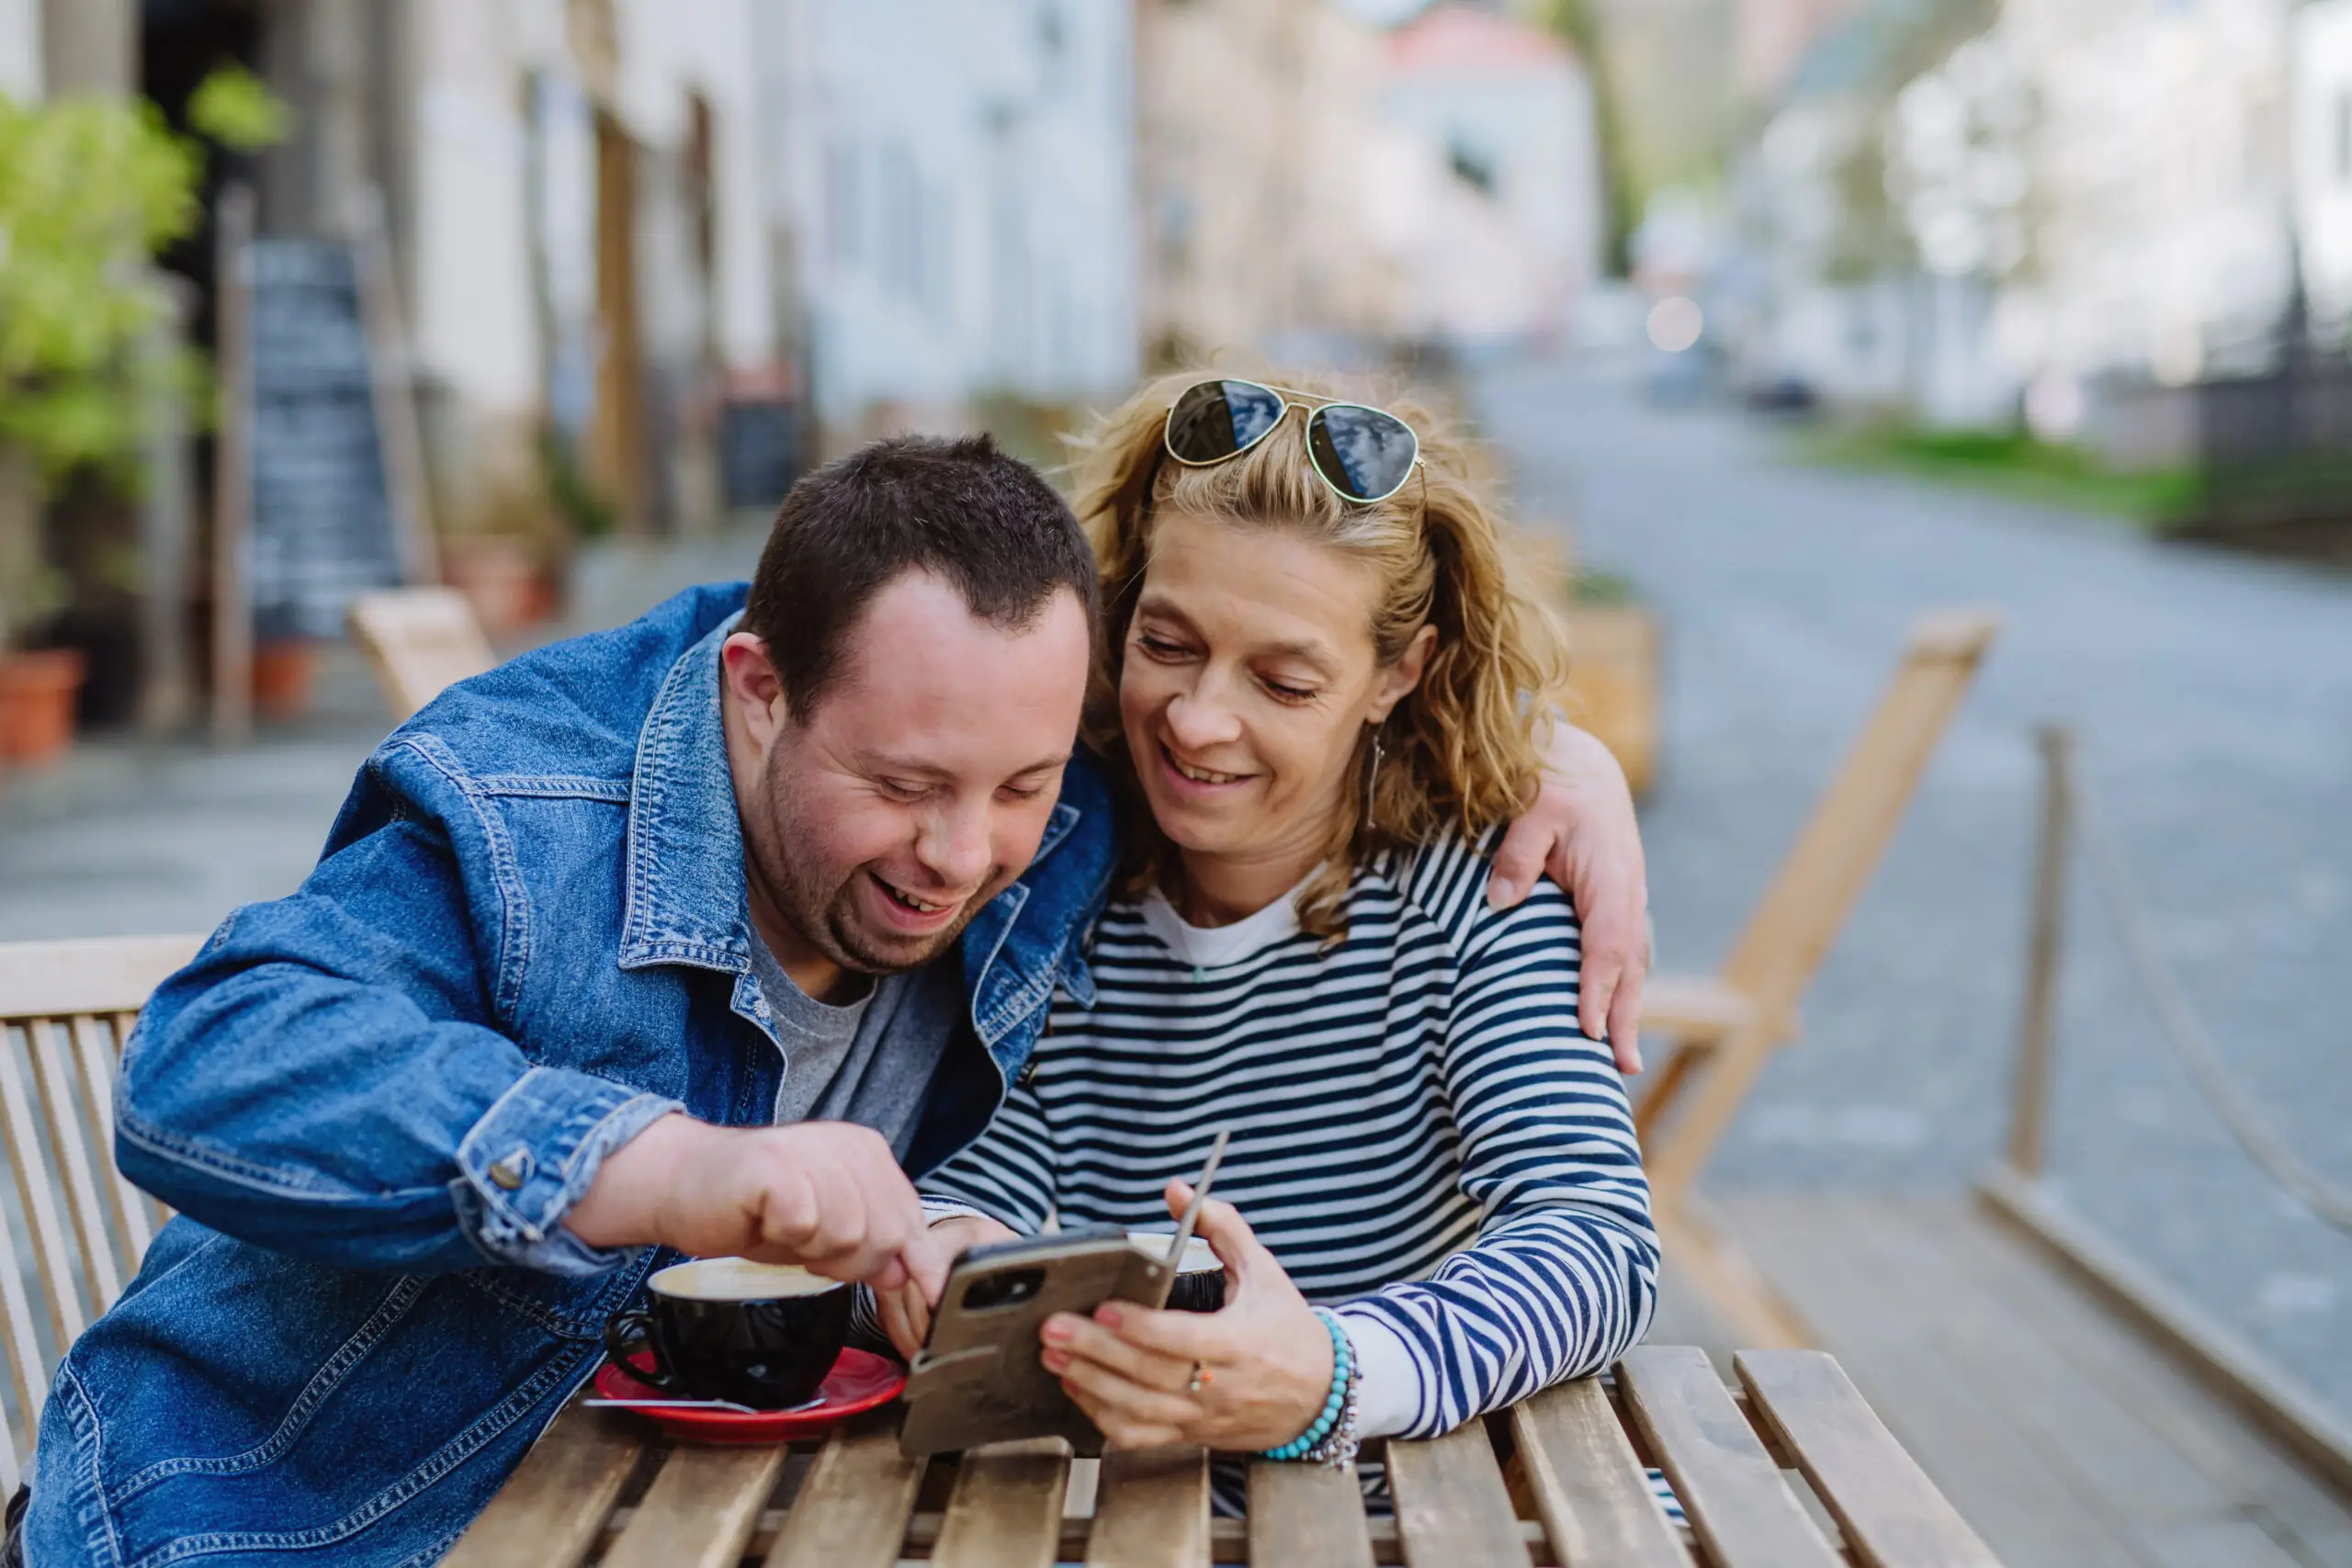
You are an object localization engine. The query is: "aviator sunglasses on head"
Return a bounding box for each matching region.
[1162,378,1424,506]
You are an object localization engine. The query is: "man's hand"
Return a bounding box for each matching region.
[876,1212,1018,1359]
[1489,722,1650,1072]
[568,1113,950,1299]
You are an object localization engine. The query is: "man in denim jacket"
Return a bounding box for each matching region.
[17,436,1647,1564]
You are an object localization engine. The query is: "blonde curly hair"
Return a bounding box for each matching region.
[1067,367,1571,937]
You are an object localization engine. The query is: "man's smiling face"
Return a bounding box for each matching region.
[726,569,1092,979]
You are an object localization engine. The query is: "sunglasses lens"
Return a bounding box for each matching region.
[1167,380,1286,464]
[1307,404,1419,502]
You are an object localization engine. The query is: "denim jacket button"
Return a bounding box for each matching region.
[489,1150,531,1190]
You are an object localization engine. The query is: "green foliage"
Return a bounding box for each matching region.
[0,91,204,485]
[1571,568,1637,605]
[187,63,294,153]
[0,68,290,646]
[541,429,619,540]
[0,68,291,492]
[1803,423,2202,523]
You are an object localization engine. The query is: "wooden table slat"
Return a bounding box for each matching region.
[1510,1377,1694,1567]
[1085,1446,1211,1568]
[442,1397,642,1568]
[930,1438,1073,1568]
[601,1444,787,1568]
[1385,1419,1527,1568]
[1247,1460,1375,1568]
[763,1422,925,1568]
[1736,1350,2002,1568]
[1620,1345,1843,1568]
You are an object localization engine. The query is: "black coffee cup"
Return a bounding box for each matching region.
[604,1258,853,1409]
[1129,1231,1227,1313]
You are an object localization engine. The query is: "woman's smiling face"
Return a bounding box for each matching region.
[1120,510,1430,886]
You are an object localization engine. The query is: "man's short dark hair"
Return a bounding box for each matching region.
[741,433,1102,716]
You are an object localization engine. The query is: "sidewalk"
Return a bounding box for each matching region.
[0,528,765,943]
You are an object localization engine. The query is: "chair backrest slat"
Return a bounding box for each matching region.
[31,1020,125,1311]
[76,1015,154,1263]
[1718,610,1999,1025]
[348,587,496,722]
[0,1032,87,1351]
[0,935,205,1470]
[0,1172,38,1495]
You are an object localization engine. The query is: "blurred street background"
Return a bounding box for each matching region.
[0,0,2347,1501]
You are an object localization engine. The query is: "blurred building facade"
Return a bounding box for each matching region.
[1988,0,2292,400]
[1373,6,1603,344]
[1726,0,1939,410]
[405,0,776,534]
[0,0,35,97]
[1137,0,1395,359]
[2292,0,2352,341]
[1729,0,2308,451]
[1137,0,1601,362]
[763,0,1140,433]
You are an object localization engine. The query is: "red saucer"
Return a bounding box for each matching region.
[593,1349,905,1444]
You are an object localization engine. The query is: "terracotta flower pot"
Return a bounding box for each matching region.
[445,537,549,641]
[0,649,88,765]
[252,641,322,722]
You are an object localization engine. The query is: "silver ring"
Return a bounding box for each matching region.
[1186,1361,1210,1395]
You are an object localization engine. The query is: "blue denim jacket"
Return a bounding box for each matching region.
[24,584,1113,1567]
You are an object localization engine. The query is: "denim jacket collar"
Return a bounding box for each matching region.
[619,614,756,976]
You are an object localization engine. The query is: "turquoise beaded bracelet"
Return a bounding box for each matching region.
[1261,1309,1356,1462]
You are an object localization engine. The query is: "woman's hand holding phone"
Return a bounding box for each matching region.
[1038,1179,1332,1451]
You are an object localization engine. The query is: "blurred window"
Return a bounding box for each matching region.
[1449,137,1498,196]
[2338,91,2352,186]
[828,141,862,267]
[881,142,922,302]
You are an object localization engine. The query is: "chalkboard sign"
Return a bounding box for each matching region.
[719,397,803,511]
[242,240,405,641]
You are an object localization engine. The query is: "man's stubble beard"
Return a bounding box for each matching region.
[752,746,987,976]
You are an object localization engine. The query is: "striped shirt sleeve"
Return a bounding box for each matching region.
[1330,857,1659,1438]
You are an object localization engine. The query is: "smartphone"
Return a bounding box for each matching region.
[897,1224,1181,1457]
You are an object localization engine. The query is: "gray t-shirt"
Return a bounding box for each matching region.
[744,922,956,1159]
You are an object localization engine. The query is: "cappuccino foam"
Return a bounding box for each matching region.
[652,1258,842,1302]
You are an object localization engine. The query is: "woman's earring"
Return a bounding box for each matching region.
[1362,727,1385,829]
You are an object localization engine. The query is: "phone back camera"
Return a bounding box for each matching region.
[962,1268,1045,1313]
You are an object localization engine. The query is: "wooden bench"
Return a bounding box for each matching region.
[0,934,203,1490]
[448,1345,1998,1566]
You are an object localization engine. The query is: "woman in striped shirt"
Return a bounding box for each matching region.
[892,371,1658,1467]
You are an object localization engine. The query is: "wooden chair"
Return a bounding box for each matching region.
[347,587,496,722]
[0,935,203,1493]
[1634,609,1999,1344]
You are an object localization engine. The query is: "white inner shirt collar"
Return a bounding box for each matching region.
[1137,867,1321,970]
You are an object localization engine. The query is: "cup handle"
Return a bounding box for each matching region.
[604,1309,685,1394]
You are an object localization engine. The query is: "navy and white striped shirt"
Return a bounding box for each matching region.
[922,829,1660,1439]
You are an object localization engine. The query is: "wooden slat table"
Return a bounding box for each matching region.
[447,1346,1997,1567]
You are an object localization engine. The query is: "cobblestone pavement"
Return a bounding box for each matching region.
[1476,353,2352,1422]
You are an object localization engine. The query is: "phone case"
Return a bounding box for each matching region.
[898,1226,1179,1457]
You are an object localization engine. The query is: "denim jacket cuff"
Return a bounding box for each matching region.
[450,1067,681,1275]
